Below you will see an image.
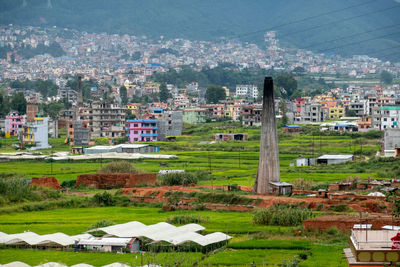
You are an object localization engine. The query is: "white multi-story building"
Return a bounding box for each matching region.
[372,106,400,130]
[235,85,258,98]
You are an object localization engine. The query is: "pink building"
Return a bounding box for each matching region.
[296,98,306,116]
[126,119,158,142]
[5,113,24,136]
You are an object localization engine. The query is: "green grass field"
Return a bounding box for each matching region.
[0,207,348,266]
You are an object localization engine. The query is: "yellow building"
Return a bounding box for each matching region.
[224,105,234,118]
[222,86,230,97]
[328,106,345,120]
[123,80,136,91]
[125,103,141,115]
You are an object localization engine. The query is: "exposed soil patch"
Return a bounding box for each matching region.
[30,176,61,190]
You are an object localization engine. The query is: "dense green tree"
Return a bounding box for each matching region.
[152,66,275,89]
[119,85,128,105]
[159,83,171,102]
[131,51,141,61]
[66,76,98,101]
[0,92,10,116]
[380,70,393,85]
[205,85,226,104]
[279,99,288,127]
[43,102,64,118]
[292,66,305,75]
[9,79,58,97]
[275,74,298,99]
[345,109,357,117]
[10,92,27,114]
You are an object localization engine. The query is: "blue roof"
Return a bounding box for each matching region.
[141,134,158,137]
[127,119,158,122]
[335,124,354,127]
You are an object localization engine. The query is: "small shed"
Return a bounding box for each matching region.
[213,133,249,142]
[76,237,139,253]
[84,144,159,154]
[71,147,84,154]
[269,181,292,195]
[282,125,302,134]
[296,158,315,167]
[317,154,353,165]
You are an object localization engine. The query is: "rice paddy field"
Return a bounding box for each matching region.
[0,207,347,266]
[0,122,384,266]
[0,123,383,185]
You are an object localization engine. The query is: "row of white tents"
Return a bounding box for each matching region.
[87,221,231,247]
[0,232,92,247]
[0,221,231,249]
[1,262,158,267]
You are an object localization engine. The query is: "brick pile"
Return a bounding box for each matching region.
[30,177,61,190]
[75,173,157,189]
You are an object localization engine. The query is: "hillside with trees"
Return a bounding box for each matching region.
[0,0,399,60]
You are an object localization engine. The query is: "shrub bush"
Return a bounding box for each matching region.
[326,226,339,236]
[157,172,198,186]
[92,192,115,206]
[88,219,115,230]
[329,204,348,212]
[291,178,316,190]
[166,214,209,224]
[0,174,47,204]
[98,160,141,174]
[61,180,76,188]
[253,204,314,226]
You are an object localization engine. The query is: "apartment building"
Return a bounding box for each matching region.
[126,119,158,142]
[79,102,126,138]
[235,85,258,98]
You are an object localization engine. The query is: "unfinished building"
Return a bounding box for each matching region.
[78,102,126,138]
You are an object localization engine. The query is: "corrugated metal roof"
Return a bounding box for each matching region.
[317,154,353,160]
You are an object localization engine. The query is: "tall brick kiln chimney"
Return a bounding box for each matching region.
[77,75,83,108]
[254,77,280,194]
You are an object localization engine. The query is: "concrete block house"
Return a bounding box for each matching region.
[126,119,158,142]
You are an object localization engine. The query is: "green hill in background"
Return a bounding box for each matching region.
[1,0,400,61]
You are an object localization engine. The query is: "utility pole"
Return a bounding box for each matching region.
[208,150,211,174]
[312,134,315,161]
[50,147,53,175]
[238,147,241,168]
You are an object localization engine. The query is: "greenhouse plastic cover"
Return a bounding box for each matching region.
[0,221,230,248]
[89,221,231,246]
[0,231,92,247]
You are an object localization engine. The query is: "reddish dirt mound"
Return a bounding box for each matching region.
[75,173,157,189]
[122,185,389,213]
[30,177,61,190]
[304,215,399,232]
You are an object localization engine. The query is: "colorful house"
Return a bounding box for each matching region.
[125,103,142,116]
[126,119,158,142]
[5,112,24,136]
[328,106,345,120]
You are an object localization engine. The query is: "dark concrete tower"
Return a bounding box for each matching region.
[77,75,83,108]
[254,77,280,194]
